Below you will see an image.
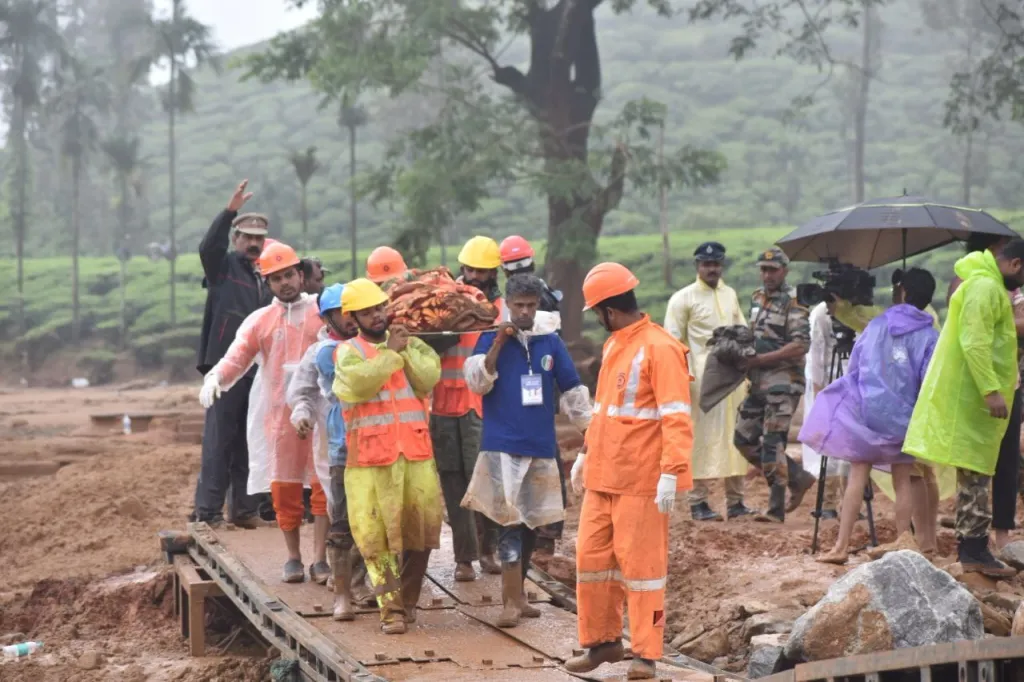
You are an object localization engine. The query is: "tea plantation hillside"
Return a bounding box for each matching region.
[6,218,1021,383]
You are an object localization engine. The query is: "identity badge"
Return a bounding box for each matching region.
[521,374,543,406]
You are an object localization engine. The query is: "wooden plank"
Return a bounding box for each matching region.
[372,661,578,681]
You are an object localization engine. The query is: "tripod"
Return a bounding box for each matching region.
[810,334,878,554]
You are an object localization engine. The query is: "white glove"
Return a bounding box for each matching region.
[570,452,586,495]
[655,474,677,514]
[199,373,222,409]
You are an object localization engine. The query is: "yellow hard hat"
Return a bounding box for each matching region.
[341,278,389,313]
[458,236,502,270]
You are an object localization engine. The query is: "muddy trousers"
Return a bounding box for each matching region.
[576,491,668,661]
[346,456,443,623]
[327,464,370,591]
[537,451,568,541]
[431,412,499,563]
[194,375,259,523]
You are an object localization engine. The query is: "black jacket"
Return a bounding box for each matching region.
[195,209,271,375]
[539,279,561,313]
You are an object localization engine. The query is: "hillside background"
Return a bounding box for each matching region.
[3,0,1024,381]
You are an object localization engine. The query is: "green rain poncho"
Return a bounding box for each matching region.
[903,250,1017,475]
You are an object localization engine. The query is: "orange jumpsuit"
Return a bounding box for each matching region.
[577,315,693,661]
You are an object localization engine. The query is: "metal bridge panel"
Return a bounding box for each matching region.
[426,534,552,606]
[313,608,553,669]
[215,525,456,615]
[458,603,594,662]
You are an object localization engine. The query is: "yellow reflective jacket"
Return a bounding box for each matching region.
[333,334,441,405]
[903,251,1017,475]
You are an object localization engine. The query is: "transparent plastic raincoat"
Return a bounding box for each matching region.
[799,304,938,465]
[904,251,1018,475]
[208,294,323,486]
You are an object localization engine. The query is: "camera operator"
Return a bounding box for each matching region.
[733,247,815,523]
[830,270,939,334]
[802,299,842,520]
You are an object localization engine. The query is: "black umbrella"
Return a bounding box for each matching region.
[777,194,1018,269]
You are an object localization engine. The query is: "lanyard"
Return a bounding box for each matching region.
[519,334,534,376]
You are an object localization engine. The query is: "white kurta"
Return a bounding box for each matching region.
[664,277,749,480]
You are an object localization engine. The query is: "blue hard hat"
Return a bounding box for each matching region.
[318,283,344,315]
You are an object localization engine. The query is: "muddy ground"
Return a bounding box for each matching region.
[0,383,969,680]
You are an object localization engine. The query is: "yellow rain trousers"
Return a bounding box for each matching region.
[345,455,442,618]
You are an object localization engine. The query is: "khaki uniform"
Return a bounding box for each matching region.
[733,286,809,487]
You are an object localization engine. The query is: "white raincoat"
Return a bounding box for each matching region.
[664,278,748,480]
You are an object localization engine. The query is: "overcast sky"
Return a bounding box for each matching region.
[152,0,318,52]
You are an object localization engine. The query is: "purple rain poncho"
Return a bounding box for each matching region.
[798,304,939,466]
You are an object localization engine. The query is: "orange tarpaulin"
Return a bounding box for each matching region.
[382,267,498,333]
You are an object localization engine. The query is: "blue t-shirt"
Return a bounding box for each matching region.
[314,342,347,466]
[472,330,581,458]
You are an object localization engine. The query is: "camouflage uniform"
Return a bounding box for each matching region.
[733,253,810,489]
[956,468,992,539]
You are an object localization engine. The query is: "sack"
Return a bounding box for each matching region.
[385,267,498,333]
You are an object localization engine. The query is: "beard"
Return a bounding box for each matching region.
[1004,275,1022,291]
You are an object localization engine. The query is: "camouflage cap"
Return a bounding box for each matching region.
[756,246,789,269]
[232,212,269,235]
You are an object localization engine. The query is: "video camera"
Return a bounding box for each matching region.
[796,260,876,308]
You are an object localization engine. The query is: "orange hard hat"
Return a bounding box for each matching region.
[263,237,279,247]
[258,242,300,276]
[366,246,408,282]
[499,235,534,269]
[582,262,639,311]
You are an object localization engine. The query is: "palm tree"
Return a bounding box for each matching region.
[50,59,110,342]
[338,93,368,279]
[102,134,141,349]
[149,0,217,325]
[0,0,65,333]
[288,146,321,251]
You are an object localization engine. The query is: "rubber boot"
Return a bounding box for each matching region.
[755,485,786,523]
[959,536,1017,578]
[401,550,431,624]
[689,502,723,522]
[479,553,502,575]
[564,640,625,673]
[727,502,756,519]
[351,555,374,605]
[627,658,657,680]
[330,546,355,621]
[496,562,523,628]
[786,468,816,513]
[455,562,476,582]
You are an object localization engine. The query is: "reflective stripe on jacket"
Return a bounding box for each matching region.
[433,297,505,417]
[339,336,434,467]
[584,314,694,496]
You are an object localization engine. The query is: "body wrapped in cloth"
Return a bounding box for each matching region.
[699,325,755,413]
[383,267,498,334]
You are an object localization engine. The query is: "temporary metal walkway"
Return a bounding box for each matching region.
[176,522,716,682]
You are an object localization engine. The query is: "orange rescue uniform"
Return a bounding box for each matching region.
[433,298,505,417]
[577,314,693,661]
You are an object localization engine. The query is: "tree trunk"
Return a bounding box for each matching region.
[12,97,27,334]
[300,183,309,251]
[501,1,617,341]
[852,3,875,204]
[119,171,130,349]
[71,154,82,343]
[349,124,358,280]
[658,122,671,288]
[168,1,179,327]
[962,27,976,206]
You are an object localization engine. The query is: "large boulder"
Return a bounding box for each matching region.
[786,550,983,662]
[748,634,790,679]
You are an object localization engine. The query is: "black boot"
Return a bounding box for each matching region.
[958,536,1016,578]
[689,502,723,522]
[727,503,757,520]
[755,485,786,523]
